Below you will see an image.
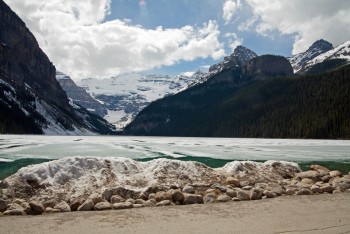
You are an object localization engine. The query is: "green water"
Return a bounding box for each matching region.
[0,158,52,180]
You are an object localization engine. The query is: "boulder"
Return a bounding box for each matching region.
[265,183,284,195]
[321,175,332,183]
[102,187,136,202]
[300,178,315,186]
[21,202,32,214]
[156,200,171,206]
[70,197,84,211]
[113,202,133,210]
[78,199,94,211]
[310,185,323,194]
[43,199,56,208]
[184,194,203,205]
[148,193,156,200]
[155,192,168,202]
[232,197,240,202]
[182,185,195,194]
[94,202,111,211]
[296,171,321,181]
[285,188,296,195]
[7,203,24,211]
[331,177,350,190]
[226,189,237,198]
[237,190,250,201]
[226,177,240,187]
[250,188,263,200]
[329,170,342,177]
[170,190,185,205]
[321,185,335,193]
[139,192,148,200]
[125,198,135,204]
[217,195,231,202]
[211,184,227,192]
[296,188,313,195]
[88,193,104,205]
[0,199,8,212]
[134,199,145,205]
[29,201,45,215]
[110,195,125,204]
[54,201,71,212]
[203,194,216,203]
[4,209,25,216]
[310,165,330,174]
[263,190,277,198]
[144,199,157,207]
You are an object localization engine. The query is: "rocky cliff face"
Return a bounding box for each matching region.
[0,1,116,135]
[56,71,107,117]
[244,55,294,80]
[0,2,70,112]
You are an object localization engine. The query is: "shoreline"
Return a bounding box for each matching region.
[1,193,349,234]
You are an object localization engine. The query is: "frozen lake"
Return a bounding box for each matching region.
[0,135,350,179]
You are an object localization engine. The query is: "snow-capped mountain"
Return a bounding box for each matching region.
[77,71,208,130]
[305,40,350,69]
[209,45,257,74]
[288,39,333,74]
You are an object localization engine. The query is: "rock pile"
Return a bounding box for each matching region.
[0,164,349,216]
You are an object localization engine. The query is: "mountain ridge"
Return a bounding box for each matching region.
[0,1,116,135]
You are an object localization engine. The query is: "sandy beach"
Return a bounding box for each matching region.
[1,193,349,234]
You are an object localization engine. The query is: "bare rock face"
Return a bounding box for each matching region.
[56,72,107,117]
[244,55,294,80]
[0,1,116,135]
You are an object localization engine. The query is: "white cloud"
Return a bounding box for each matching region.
[245,0,350,54]
[4,0,225,80]
[225,33,243,52]
[223,0,241,24]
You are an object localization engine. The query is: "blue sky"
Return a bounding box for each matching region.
[105,0,294,75]
[5,0,350,80]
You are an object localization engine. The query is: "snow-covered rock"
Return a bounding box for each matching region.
[288,39,333,73]
[209,46,257,74]
[305,40,350,69]
[2,157,301,201]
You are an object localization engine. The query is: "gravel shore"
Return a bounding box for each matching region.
[1,193,349,234]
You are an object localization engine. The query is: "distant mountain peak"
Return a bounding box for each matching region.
[309,39,333,51]
[209,45,257,74]
[288,39,333,73]
[305,40,350,69]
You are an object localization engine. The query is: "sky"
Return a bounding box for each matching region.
[4,0,350,80]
